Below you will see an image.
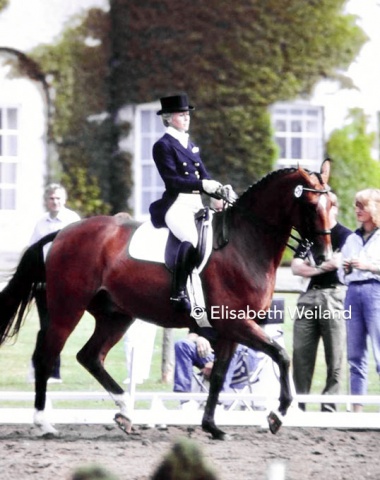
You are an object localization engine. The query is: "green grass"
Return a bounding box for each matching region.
[0,294,378,412]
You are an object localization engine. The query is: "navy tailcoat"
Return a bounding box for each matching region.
[149,133,211,228]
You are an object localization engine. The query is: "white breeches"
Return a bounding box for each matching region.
[165,193,203,248]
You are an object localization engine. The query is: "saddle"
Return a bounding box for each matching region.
[128,207,213,274]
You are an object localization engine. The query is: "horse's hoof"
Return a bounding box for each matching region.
[202,423,227,441]
[267,411,282,434]
[114,413,132,435]
[33,410,59,437]
[41,431,60,439]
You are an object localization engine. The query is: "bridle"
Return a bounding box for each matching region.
[212,182,331,251]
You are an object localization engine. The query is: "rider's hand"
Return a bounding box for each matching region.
[202,179,222,194]
[222,184,238,203]
[195,336,213,358]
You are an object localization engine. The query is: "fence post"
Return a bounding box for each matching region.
[161,328,174,383]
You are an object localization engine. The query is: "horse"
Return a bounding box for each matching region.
[0,164,332,439]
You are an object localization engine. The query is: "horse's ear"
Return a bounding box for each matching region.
[320,158,331,184]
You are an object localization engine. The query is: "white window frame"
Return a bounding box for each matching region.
[0,105,19,211]
[271,102,324,172]
[133,102,165,220]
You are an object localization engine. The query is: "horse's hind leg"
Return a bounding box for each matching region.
[33,313,83,435]
[76,310,133,433]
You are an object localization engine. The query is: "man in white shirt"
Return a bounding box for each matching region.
[28,183,80,383]
[29,183,81,245]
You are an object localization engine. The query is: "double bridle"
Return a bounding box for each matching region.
[212,183,331,251]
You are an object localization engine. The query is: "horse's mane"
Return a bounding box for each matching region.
[235,166,311,207]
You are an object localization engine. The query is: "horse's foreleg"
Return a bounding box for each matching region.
[264,340,292,434]
[202,341,236,440]
[276,345,292,415]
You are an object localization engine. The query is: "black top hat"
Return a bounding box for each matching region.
[157,94,195,115]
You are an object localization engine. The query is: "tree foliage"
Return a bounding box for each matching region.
[327,108,380,230]
[31,8,122,216]
[110,0,366,191]
[0,0,8,11]
[24,0,366,214]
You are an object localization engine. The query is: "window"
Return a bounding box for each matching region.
[134,104,165,219]
[0,107,19,210]
[271,103,324,171]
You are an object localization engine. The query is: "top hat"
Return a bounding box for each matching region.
[157,94,194,115]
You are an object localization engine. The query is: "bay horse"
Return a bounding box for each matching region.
[0,165,332,439]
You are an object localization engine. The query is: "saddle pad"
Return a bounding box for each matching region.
[128,221,168,264]
[128,220,213,274]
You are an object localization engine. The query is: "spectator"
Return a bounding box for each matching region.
[174,329,262,410]
[291,192,351,411]
[28,183,80,383]
[123,319,157,385]
[341,188,380,412]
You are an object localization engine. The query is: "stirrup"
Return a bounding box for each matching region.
[170,290,191,313]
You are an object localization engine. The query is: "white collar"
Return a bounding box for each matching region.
[167,126,189,149]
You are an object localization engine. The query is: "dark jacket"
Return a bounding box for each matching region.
[149,133,211,228]
[294,222,352,289]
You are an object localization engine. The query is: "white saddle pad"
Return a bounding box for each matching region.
[128,219,213,274]
[128,221,168,264]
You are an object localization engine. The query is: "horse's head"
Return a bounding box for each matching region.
[291,161,333,264]
[227,160,333,265]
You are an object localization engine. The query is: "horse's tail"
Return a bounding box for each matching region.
[0,231,59,346]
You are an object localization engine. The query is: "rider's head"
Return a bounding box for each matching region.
[157,94,194,133]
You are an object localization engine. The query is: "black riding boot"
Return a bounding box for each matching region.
[170,241,197,313]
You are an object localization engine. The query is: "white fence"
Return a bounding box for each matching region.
[1,390,380,430]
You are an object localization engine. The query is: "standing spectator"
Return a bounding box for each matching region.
[341,188,380,412]
[123,319,157,385]
[28,183,80,383]
[291,192,351,411]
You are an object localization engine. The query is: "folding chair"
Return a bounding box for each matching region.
[190,330,283,411]
[226,340,281,411]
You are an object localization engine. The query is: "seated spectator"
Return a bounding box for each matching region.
[174,329,262,409]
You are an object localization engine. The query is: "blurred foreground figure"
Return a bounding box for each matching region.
[70,465,119,480]
[151,438,220,480]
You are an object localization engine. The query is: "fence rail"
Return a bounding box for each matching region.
[1,390,379,430]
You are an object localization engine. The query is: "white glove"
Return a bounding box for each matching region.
[202,179,222,194]
[221,184,238,203]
